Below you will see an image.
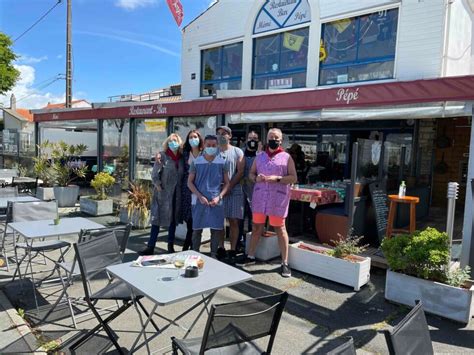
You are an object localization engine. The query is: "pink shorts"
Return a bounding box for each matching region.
[252,213,285,227]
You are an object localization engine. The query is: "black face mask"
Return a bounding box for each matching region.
[268,139,280,150]
[247,140,258,150]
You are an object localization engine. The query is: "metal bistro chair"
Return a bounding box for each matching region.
[68,232,158,354]
[11,176,39,195]
[47,224,133,327]
[384,301,433,355]
[171,292,289,355]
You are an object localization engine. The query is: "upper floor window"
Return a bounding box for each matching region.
[319,8,399,85]
[253,27,309,89]
[201,43,243,97]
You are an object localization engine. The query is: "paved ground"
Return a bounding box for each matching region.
[0,211,473,354]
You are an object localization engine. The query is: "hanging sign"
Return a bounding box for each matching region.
[166,0,184,27]
[283,32,304,51]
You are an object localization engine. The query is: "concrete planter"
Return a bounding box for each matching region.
[385,270,474,324]
[80,196,113,216]
[36,187,55,201]
[119,207,150,229]
[288,242,371,291]
[53,185,79,207]
[245,232,281,261]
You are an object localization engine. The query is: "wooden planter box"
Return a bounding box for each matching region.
[80,196,113,216]
[245,232,281,261]
[288,242,371,291]
[36,187,55,201]
[385,270,474,324]
[119,207,150,229]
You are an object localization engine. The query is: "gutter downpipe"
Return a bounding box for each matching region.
[441,0,454,77]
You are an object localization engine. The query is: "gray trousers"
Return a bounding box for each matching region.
[192,229,223,257]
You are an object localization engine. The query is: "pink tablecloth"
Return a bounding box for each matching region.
[290,188,341,205]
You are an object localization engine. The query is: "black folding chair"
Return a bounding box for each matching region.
[47,224,133,327]
[69,232,158,354]
[384,301,433,355]
[171,292,288,355]
[11,177,38,195]
[327,337,356,355]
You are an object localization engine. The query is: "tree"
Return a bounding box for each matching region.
[0,32,20,95]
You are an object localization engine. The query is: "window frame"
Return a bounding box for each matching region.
[252,26,309,89]
[200,42,243,97]
[319,7,399,86]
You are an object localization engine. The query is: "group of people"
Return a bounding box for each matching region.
[139,126,297,278]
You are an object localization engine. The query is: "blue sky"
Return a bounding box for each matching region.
[0,0,214,108]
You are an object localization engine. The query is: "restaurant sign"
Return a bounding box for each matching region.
[129,104,167,116]
[254,0,311,34]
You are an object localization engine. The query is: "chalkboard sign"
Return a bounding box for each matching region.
[369,182,389,242]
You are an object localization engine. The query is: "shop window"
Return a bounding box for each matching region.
[173,116,217,142]
[253,27,309,89]
[103,119,130,193]
[201,43,243,97]
[135,119,168,181]
[319,8,398,85]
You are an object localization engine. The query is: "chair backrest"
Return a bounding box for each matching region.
[384,301,433,355]
[73,232,122,300]
[0,186,18,198]
[200,291,288,354]
[327,337,356,355]
[12,200,58,222]
[12,177,38,195]
[79,223,132,259]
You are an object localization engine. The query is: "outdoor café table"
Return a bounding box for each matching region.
[290,187,342,206]
[106,251,253,354]
[0,195,39,209]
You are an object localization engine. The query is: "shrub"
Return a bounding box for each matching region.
[327,233,367,259]
[446,265,472,288]
[381,227,450,282]
[91,172,115,200]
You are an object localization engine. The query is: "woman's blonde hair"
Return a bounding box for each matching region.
[162,133,183,151]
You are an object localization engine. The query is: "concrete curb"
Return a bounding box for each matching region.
[0,290,46,354]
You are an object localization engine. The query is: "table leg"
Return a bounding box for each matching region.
[130,296,157,354]
[386,201,397,238]
[409,202,416,234]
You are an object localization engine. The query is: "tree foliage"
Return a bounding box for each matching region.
[0,32,20,95]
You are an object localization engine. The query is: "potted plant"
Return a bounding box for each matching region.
[39,140,88,207]
[119,182,151,229]
[80,172,115,216]
[382,227,473,324]
[33,141,57,200]
[288,234,371,291]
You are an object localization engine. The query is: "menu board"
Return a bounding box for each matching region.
[369,182,389,242]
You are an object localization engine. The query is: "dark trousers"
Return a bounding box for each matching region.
[147,222,177,249]
[238,197,253,249]
[182,219,193,251]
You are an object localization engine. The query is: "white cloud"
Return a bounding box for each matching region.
[17,54,48,64]
[56,54,63,59]
[0,64,67,109]
[115,0,157,10]
[76,30,180,57]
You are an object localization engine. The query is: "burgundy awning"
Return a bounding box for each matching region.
[33,75,474,122]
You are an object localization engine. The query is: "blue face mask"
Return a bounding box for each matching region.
[168,141,180,151]
[204,147,218,156]
[189,137,200,147]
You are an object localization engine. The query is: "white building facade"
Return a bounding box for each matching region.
[181,0,474,100]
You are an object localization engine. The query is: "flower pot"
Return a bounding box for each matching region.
[119,207,150,229]
[80,196,113,216]
[385,270,474,324]
[288,242,371,291]
[53,185,79,207]
[36,187,55,201]
[245,232,280,261]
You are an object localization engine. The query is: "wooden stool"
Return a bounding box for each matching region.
[386,195,420,238]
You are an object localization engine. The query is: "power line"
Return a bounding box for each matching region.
[16,77,65,103]
[13,0,63,43]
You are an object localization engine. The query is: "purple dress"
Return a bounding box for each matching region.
[251,151,291,218]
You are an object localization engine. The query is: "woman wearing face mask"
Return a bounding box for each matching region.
[139,133,184,255]
[236,128,297,278]
[179,130,204,251]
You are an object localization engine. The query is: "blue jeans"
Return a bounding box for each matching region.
[147,222,177,248]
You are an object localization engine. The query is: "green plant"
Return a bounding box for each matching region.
[381,227,450,282]
[91,172,115,200]
[17,308,25,319]
[34,140,88,187]
[126,182,151,228]
[446,265,472,288]
[327,233,368,259]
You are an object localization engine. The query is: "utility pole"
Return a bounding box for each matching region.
[65,0,72,108]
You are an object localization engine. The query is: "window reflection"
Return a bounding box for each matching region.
[173,116,216,141]
[103,119,129,192]
[135,119,168,181]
